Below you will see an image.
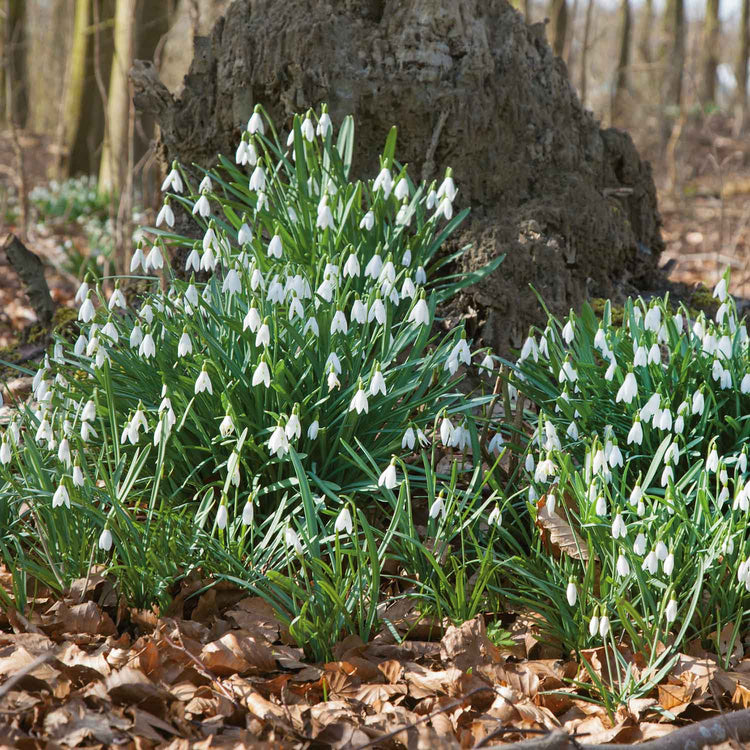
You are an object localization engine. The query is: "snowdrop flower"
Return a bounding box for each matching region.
[714,276,728,302]
[192,192,211,217]
[595,494,607,515]
[78,293,95,323]
[647,343,661,365]
[52,482,70,509]
[0,439,10,466]
[185,245,200,273]
[642,548,658,574]
[394,177,410,201]
[665,598,678,623]
[589,613,600,638]
[663,552,675,576]
[74,334,87,356]
[75,279,90,304]
[195,365,213,395]
[216,504,228,530]
[198,175,212,193]
[692,389,705,416]
[373,167,393,198]
[605,358,617,381]
[285,410,301,442]
[161,163,183,193]
[139,330,156,359]
[252,359,271,388]
[634,533,647,555]
[177,329,192,357]
[408,296,430,326]
[661,465,673,486]
[130,244,145,272]
[378,459,398,489]
[644,305,661,332]
[742,374,750,395]
[307,419,320,441]
[535,456,556,483]
[611,513,626,539]
[326,352,342,375]
[616,552,630,577]
[256,320,271,347]
[222,267,242,295]
[242,500,254,525]
[627,417,643,445]
[365,254,383,280]
[335,507,353,535]
[285,526,303,554]
[301,116,315,141]
[316,111,332,137]
[489,432,505,453]
[156,201,174,228]
[629,484,643,507]
[369,367,387,397]
[317,196,334,230]
[331,309,348,335]
[640,392,661,423]
[657,407,672,431]
[429,494,445,519]
[558,360,578,383]
[633,345,647,367]
[599,614,611,638]
[359,210,375,231]
[565,580,577,607]
[440,415,454,446]
[350,381,369,414]
[415,266,427,285]
[267,233,282,259]
[343,252,361,278]
[98,528,113,551]
[707,444,719,472]
[269,421,290,458]
[488,505,502,527]
[247,109,264,135]
[562,319,574,344]
[369,297,386,325]
[616,371,638,404]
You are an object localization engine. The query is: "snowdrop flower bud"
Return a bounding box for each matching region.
[307,419,319,441]
[589,613,600,637]
[566,580,577,606]
[285,527,303,554]
[595,494,607,515]
[663,551,675,575]
[611,513,626,539]
[242,500,254,525]
[195,365,213,395]
[415,266,427,285]
[665,598,678,623]
[616,552,630,577]
[0,439,10,466]
[98,528,113,551]
[634,533,647,555]
[742,374,750,395]
[130,243,145,272]
[301,115,315,142]
[440,415,454,446]
[216,504,228,530]
[378,458,398,490]
[599,614,610,638]
[525,454,535,473]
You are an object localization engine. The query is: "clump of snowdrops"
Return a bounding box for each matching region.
[506,280,750,702]
[0,105,506,614]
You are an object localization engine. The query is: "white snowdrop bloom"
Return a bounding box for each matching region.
[663,552,675,575]
[184,246,200,272]
[703,333,718,356]
[714,277,728,302]
[192,192,211,217]
[75,279,89,304]
[716,303,729,326]
[616,552,630,577]
[256,322,271,348]
[393,177,410,201]
[300,116,315,141]
[370,368,387,397]
[674,415,684,434]
[195,367,213,395]
[665,598,678,623]
[199,246,216,273]
[654,540,668,561]
[369,298,386,325]
[595,494,607,515]
[707,446,719,472]
[396,203,413,226]
[0,440,10,466]
[176,329,193,358]
[609,443,624,468]
[489,432,504,453]
[326,353,342,375]
[425,188,438,210]
[589,614,600,638]
[156,202,174,228]
[52,482,70,509]
[130,245,145,272]
[692,389,705,416]
[359,210,375,231]
[288,295,304,320]
[642,549,658,574]
[331,310,348,335]
[408,298,430,326]
[742,374,750,394]
[633,346,648,367]
[198,175,212,193]
[238,222,253,246]
[327,368,340,390]
[605,359,617,381]
[247,164,267,192]
[79,293,95,323]
[161,166,183,193]
[647,343,661,365]
[334,506,353,536]
[57,437,72,466]
[402,427,416,451]
[222,267,242,295]
[660,466,673,486]
[285,527,303,554]
[640,393,661,423]
[248,268,264,293]
[740,452,748,474]
[535,457,557,483]
[616,372,638,403]
[565,581,577,607]
[413,267,427,287]
[139,332,156,359]
[74,334,87,356]
[350,382,369,414]
[599,615,611,638]
[562,320,574,344]
[316,111,332,137]
[286,412,301,442]
[235,138,250,165]
[594,327,608,353]
[373,167,393,198]
[672,312,684,333]
[378,459,398,489]
[451,422,470,451]
[269,423,290,458]
[429,496,445,520]
[346,298,365,325]
[611,513,626,539]
[247,110,264,135]
[380,260,396,286]
[559,360,578,383]
[629,484,643,507]
[525,454,535,473]
[437,172,457,203]
[343,252,360,278]
[634,533,647,555]
[98,528,113,551]
[216,505,228,530]
[315,278,334,303]
[488,505,503,527]
[520,335,539,362]
[266,233,282,259]
[657,408,672,431]
[101,319,118,344]
[218,414,235,437]
[657,324,668,344]
[592,448,606,475]
[365,254,383,280]
[243,307,261,332]
[255,190,269,212]
[80,421,97,442]
[242,500,254,526]
[252,360,271,388]
[665,441,680,465]
[479,352,495,373]
[317,197,334,230]
[440,416,454,446]
[644,306,661,332]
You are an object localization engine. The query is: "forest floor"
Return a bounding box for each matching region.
[3,123,750,748]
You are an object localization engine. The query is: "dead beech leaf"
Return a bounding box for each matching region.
[104,666,173,708]
[402,663,465,699]
[378,659,403,683]
[56,642,111,679]
[536,497,589,561]
[439,616,502,670]
[657,680,696,711]
[200,633,252,676]
[43,696,129,746]
[225,597,282,642]
[57,601,116,636]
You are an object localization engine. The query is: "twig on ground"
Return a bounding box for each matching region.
[0,649,57,699]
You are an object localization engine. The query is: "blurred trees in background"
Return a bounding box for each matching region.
[0,0,749,188]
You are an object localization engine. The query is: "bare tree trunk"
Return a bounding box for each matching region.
[660,0,685,138]
[638,0,654,62]
[56,0,90,178]
[548,0,568,57]
[524,0,531,19]
[737,0,750,129]
[579,0,594,107]
[564,0,578,70]
[99,0,137,196]
[611,0,632,122]
[700,0,720,106]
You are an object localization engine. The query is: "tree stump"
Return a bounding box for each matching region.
[131,0,664,354]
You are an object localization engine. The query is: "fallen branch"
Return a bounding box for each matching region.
[2,234,55,325]
[482,708,750,749]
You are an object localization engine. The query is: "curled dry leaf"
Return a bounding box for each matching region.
[439,615,502,671]
[536,495,590,561]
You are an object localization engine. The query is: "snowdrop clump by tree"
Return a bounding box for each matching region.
[0,105,504,577]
